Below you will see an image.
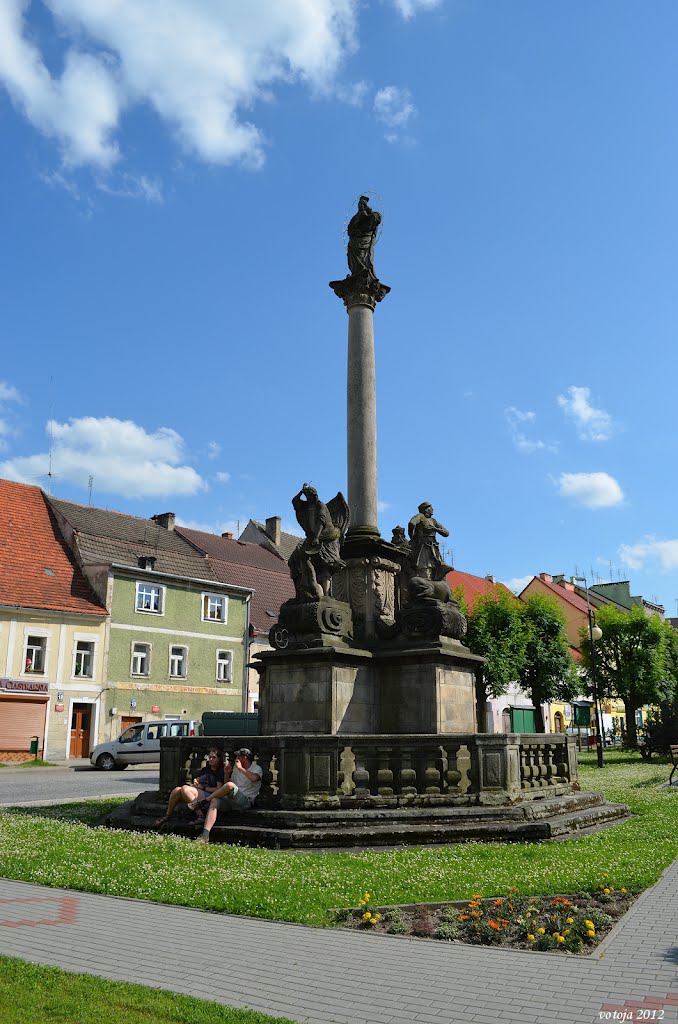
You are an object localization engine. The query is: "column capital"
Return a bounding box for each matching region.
[329,272,391,312]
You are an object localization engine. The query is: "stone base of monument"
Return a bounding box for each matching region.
[257,637,481,736]
[107,789,630,848]
[103,733,630,848]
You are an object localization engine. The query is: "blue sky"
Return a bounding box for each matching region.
[1,0,677,613]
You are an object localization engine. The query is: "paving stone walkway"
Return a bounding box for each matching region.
[1,858,676,1024]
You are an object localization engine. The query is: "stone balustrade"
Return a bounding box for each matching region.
[159,733,578,809]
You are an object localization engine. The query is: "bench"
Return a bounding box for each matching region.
[670,745,678,787]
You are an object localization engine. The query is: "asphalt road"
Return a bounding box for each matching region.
[0,763,159,806]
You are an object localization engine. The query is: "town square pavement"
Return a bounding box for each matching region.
[0,856,676,1024]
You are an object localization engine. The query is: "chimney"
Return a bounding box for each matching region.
[221,531,233,540]
[539,572,552,583]
[561,581,575,591]
[151,513,175,532]
[265,516,281,547]
[485,574,496,584]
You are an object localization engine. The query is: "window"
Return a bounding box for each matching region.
[146,723,168,740]
[73,641,95,678]
[135,582,164,614]
[202,592,227,623]
[131,642,150,676]
[216,649,233,682]
[24,635,47,674]
[119,725,144,744]
[169,645,187,678]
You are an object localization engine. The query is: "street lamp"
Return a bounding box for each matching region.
[572,576,604,768]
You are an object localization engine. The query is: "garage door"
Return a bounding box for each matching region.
[0,698,48,752]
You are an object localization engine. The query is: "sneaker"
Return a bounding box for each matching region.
[196,832,210,844]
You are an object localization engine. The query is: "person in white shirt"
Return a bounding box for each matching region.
[196,747,263,844]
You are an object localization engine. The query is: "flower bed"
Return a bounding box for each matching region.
[332,878,634,954]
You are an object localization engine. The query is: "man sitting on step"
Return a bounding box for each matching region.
[196,748,263,844]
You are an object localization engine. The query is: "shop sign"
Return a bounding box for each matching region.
[0,677,49,695]
[151,705,160,713]
[55,703,65,712]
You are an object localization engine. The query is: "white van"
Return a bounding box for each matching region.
[90,720,203,770]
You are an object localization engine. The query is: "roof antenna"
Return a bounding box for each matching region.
[47,409,54,495]
[88,475,94,505]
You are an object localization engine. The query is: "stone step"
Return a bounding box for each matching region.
[105,797,630,849]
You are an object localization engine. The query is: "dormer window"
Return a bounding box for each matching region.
[138,556,156,570]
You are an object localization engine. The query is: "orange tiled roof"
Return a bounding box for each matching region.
[523,576,591,615]
[0,479,107,617]
[446,569,516,611]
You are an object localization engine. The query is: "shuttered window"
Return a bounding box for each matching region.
[0,699,48,751]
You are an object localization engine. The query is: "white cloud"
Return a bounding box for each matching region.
[557,386,614,442]
[505,406,558,454]
[556,472,624,509]
[96,173,163,203]
[0,381,22,403]
[377,500,391,513]
[504,575,533,595]
[0,0,359,169]
[206,441,221,460]
[391,0,442,19]
[215,471,231,483]
[0,416,206,499]
[373,85,416,137]
[0,379,23,452]
[619,536,678,573]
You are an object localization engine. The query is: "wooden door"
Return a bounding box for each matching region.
[69,704,92,758]
[120,715,143,731]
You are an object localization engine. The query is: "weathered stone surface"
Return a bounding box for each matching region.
[268,595,353,651]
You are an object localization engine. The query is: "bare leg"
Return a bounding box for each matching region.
[156,785,197,826]
[197,783,235,842]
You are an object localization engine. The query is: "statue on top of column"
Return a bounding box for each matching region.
[347,196,382,278]
[330,194,390,307]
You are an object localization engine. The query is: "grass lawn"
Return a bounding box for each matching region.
[0,750,675,927]
[0,955,294,1024]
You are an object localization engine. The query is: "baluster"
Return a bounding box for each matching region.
[444,745,462,795]
[398,746,417,796]
[338,746,355,796]
[418,747,443,794]
[352,748,370,798]
[376,745,394,796]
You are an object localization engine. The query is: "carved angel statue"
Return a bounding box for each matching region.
[288,484,350,599]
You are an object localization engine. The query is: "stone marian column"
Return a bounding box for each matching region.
[330,202,390,540]
[345,288,383,537]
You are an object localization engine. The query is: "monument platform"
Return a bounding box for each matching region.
[106,733,630,848]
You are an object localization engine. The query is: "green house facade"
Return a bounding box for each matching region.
[48,502,252,743]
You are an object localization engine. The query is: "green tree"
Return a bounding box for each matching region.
[580,605,677,748]
[518,594,578,733]
[463,590,527,728]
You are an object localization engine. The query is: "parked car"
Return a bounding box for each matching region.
[90,720,204,770]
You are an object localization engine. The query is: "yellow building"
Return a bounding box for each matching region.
[0,481,108,761]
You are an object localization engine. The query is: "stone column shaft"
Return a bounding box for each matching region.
[347,303,378,536]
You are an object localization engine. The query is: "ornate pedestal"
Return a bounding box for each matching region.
[269,596,353,651]
[256,645,376,735]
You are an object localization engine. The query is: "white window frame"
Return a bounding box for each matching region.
[201,592,228,624]
[131,641,151,676]
[135,581,166,616]
[216,649,233,683]
[22,630,51,676]
[169,644,188,679]
[71,634,98,680]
